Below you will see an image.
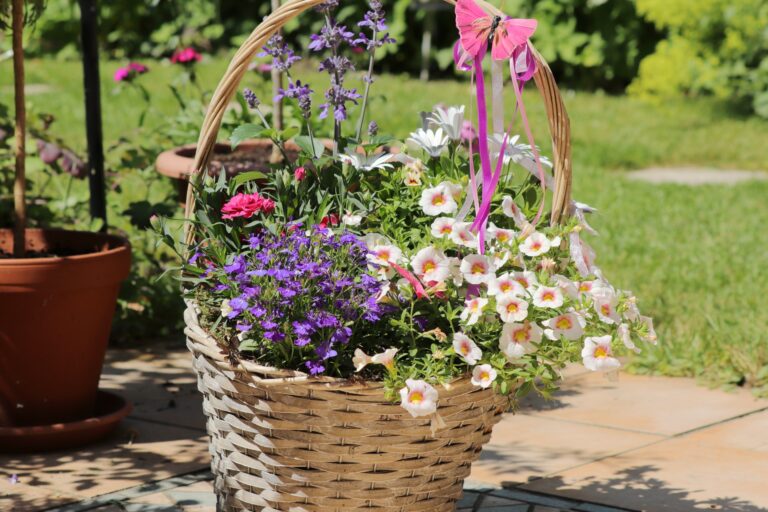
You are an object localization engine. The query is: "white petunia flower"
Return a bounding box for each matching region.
[339,152,394,171]
[490,249,510,270]
[552,274,579,299]
[488,133,553,168]
[501,196,529,228]
[543,312,585,340]
[437,181,463,201]
[367,244,403,267]
[220,299,233,318]
[342,212,362,226]
[399,379,439,417]
[569,231,597,278]
[617,323,639,353]
[449,221,477,248]
[419,184,458,216]
[499,322,542,361]
[471,364,497,389]
[431,217,455,238]
[638,315,658,344]
[511,271,538,290]
[488,273,526,297]
[429,105,465,141]
[411,246,451,284]
[408,128,449,158]
[460,297,488,325]
[582,336,621,372]
[623,297,641,322]
[487,223,515,244]
[577,280,597,297]
[496,293,529,322]
[592,288,621,324]
[460,254,495,285]
[532,286,564,308]
[353,348,373,372]
[404,170,422,187]
[372,348,399,369]
[452,332,482,365]
[520,232,553,257]
[447,257,464,286]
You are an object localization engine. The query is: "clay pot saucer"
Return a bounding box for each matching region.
[0,390,132,453]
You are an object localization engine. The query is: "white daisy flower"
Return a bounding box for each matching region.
[429,105,465,141]
[471,364,497,389]
[408,128,449,158]
[460,297,488,325]
[532,286,564,308]
[339,152,394,171]
[496,293,529,322]
[488,273,526,297]
[419,184,458,216]
[399,379,439,417]
[431,217,455,238]
[499,322,542,361]
[411,246,451,284]
[449,221,477,248]
[452,332,482,365]
[460,254,495,285]
[520,232,552,257]
[582,336,621,372]
[543,312,585,341]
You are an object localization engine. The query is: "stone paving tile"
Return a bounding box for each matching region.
[471,414,662,487]
[518,371,766,436]
[1,418,209,505]
[522,410,768,511]
[102,347,205,432]
[0,478,80,511]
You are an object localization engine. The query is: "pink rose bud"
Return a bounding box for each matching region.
[294,166,306,181]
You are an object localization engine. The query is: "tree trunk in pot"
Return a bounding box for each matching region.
[12,0,26,258]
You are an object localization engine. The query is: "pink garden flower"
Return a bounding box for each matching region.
[113,62,149,83]
[171,47,203,65]
[220,193,275,220]
[294,166,306,181]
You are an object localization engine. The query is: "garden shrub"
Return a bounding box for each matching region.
[631,0,768,117]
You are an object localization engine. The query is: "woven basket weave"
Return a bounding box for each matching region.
[183,0,574,510]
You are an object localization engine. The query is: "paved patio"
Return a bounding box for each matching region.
[1,343,767,512]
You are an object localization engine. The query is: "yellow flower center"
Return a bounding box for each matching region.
[506,302,519,313]
[471,263,485,274]
[515,278,529,288]
[594,346,608,359]
[423,261,436,273]
[441,225,452,234]
[513,329,528,343]
[432,194,445,206]
[530,241,542,251]
[480,371,490,380]
[498,233,510,243]
[579,283,591,292]
[555,317,572,330]
[409,391,424,404]
[378,249,390,261]
[601,304,612,317]
[542,291,556,302]
[460,344,470,355]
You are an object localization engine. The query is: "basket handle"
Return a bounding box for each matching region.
[183,0,573,246]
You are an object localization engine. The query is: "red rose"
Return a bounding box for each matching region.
[221,193,275,220]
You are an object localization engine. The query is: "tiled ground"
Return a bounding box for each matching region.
[1,344,767,512]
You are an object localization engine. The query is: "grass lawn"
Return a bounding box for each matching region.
[2,56,768,395]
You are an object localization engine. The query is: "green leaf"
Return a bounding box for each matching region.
[294,135,326,158]
[232,171,268,189]
[279,126,300,141]
[230,123,266,148]
[239,339,261,352]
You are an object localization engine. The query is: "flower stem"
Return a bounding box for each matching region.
[355,29,378,142]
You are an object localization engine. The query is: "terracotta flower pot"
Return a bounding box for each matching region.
[0,229,131,430]
[156,138,328,204]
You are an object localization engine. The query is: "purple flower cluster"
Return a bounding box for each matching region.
[276,80,313,119]
[259,33,301,72]
[207,226,386,375]
[354,0,396,50]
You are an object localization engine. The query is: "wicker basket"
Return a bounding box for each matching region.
[183,0,574,510]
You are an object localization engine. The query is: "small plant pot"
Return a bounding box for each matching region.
[0,228,131,449]
[155,138,330,204]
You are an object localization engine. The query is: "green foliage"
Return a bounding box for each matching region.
[0,0,47,29]
[631,0,768,117]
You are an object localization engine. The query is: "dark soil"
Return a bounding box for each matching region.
[0,246,97,259]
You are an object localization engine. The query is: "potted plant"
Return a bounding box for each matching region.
[0,0,132,452]
[161,0,657,508]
